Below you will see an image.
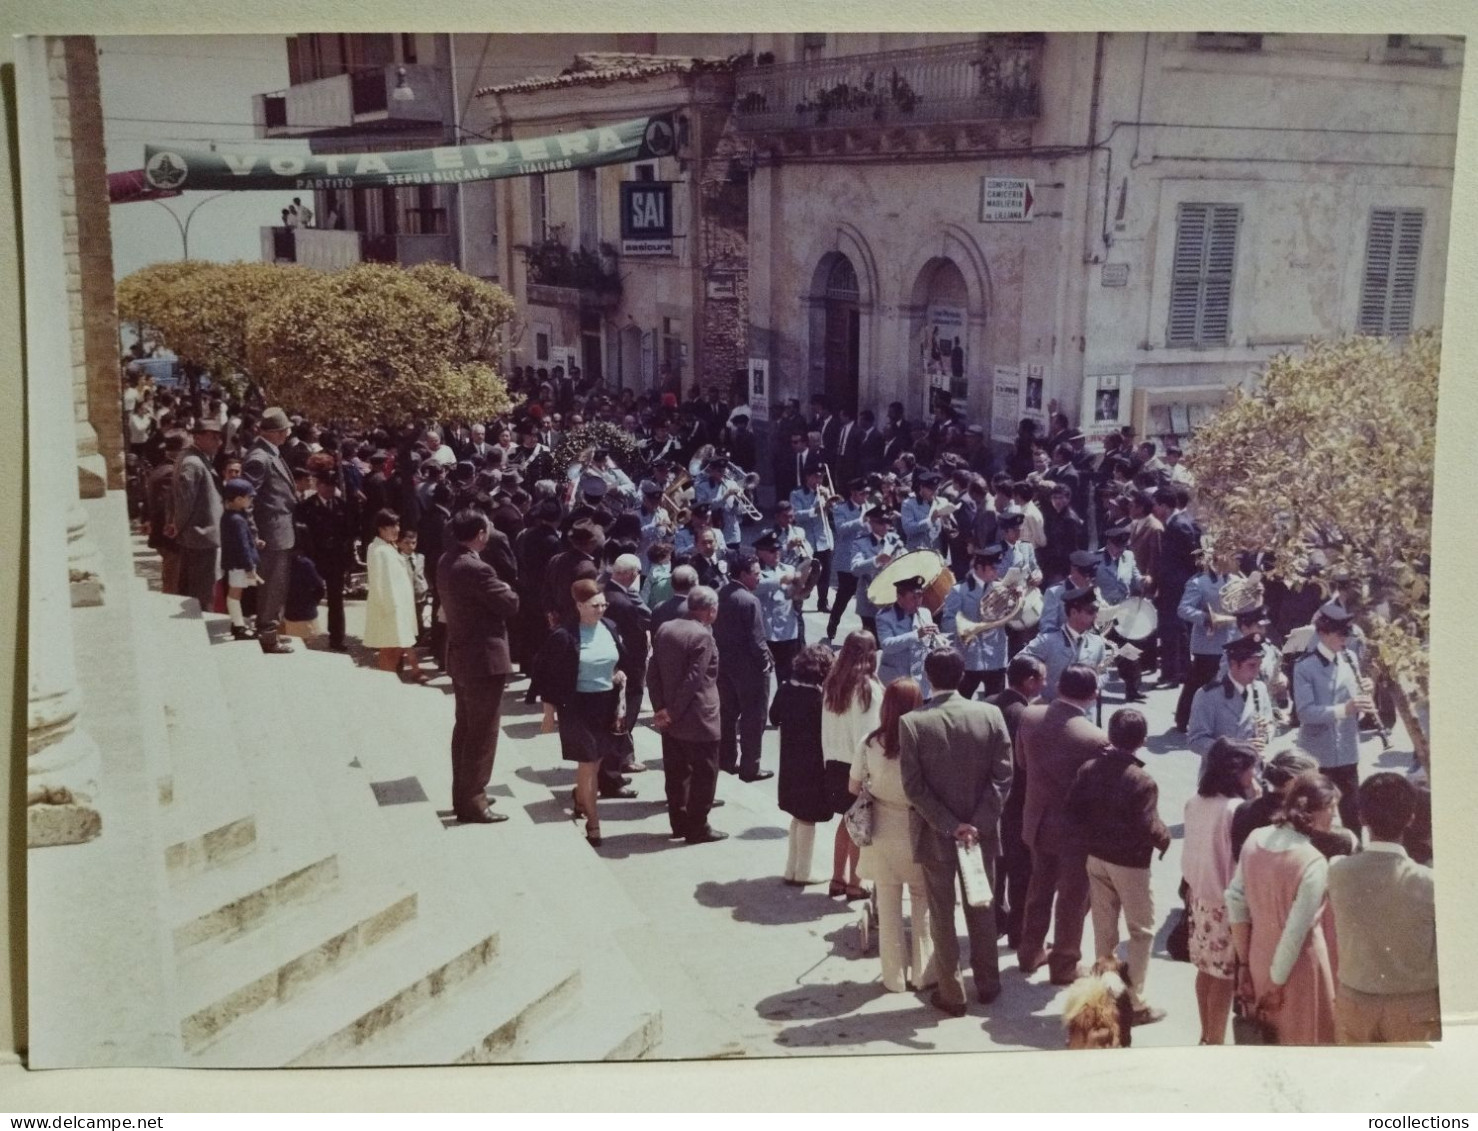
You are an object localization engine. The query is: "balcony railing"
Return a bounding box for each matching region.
[253,63,446,137]
[262,226,455,271]
[733,39,1042,132]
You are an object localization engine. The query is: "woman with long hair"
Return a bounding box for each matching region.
[1226,771,1341,1044]
[774,643,840,887]
[1182,738,1260,1043]
[819,632,884,897]
[851,677,936,992]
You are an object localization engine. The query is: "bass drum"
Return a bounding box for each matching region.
[866,549,954,614]
[1111,596,1159,642]
[1007,587,1044,631]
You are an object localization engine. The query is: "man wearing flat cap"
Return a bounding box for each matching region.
[171,418,225,615]
[1294,601,1375,833]
[876,575,940,697]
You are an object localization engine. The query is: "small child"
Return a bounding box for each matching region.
[283,523,326,641]
[398,529,429,635]
[641,542,674,608]
[220,479,260,640]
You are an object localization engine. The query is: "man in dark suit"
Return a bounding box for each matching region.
[986,654,1047,951]
[651,565,699,634]
[776,430,817,504]
[300,470,354,652]
[170,419,224,615]
[241,407,299,654]
[855,409,887,478]
[438,509,520,825]
[1015,663,1109,984]
[900,647,1015,1015]
[648,585,727,844]
[1153,485,1201,687]
[830,407,861,485]
[714,553,774,782]
[544,522,603,625]
[604,554,653,784]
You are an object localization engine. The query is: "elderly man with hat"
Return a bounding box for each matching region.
[1293,601,1376,834]
[940,545,1011,700]
[241,407,302,653]
[848,505,906,639]
[1020,585,1109,703]
[170,417,226,615]
[876,574,940,697]
[1189,633,1277,779]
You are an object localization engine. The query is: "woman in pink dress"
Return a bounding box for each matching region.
[1225,772,1340,1045]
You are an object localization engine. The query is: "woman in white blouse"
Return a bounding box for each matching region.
[819,632,883,898]
[850,677,936,993]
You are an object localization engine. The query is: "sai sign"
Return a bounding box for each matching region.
[979,177,1035,223]
[620,181,674,256]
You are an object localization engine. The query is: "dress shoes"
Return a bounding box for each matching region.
[685,828,729,845]
[257,632,293,655]
[620,761,648,774]
[230,626,256,642]
[1018,947,1053,975]
[600,787,638,800]
[739,769,775,783]
[929,991,968,1018]
[709,798,726,808]
[1130,1006,1167,1026]
[458,809,508,825]
[1049,964,1089,986]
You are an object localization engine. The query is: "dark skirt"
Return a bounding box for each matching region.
[559,689,622,764]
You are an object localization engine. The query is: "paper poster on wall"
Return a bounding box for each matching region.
[991,364,1022,444]
[747,358,770,423]
[1080,373,1134,438]
[918,304,967,402]
[1025,364,1046,417]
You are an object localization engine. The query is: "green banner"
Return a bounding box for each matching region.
[143,113,677,193]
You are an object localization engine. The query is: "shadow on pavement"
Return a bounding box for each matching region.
[515,765,576,789]
[522,796,578,826]
[593,830,690,859]
[733,825,786,841]
[757,979,885,1022]
[695,877,861,926]
[504,720,552,741]
[976,978,1070,1049]
[770,1006,940,1052]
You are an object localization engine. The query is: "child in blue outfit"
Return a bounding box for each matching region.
[220,478,261,640]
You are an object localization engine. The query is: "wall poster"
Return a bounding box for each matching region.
[1080,373,1134,439]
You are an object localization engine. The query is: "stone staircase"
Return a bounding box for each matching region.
[131,540,661,1066]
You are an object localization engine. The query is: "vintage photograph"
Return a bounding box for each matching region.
[21,30,1451,1069]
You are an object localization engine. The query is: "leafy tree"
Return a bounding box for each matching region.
[244,262,515,427]
[115,259,216,350]
[1189,329,1437,763]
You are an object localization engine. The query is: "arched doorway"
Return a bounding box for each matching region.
[814,253,861,416]
[909,257,974,417]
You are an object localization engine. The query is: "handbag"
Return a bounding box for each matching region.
[1231,996,1274,1046]
[843,784,874,847]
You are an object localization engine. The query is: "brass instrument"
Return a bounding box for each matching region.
[957,574,1029,644]
[727,470,763,522]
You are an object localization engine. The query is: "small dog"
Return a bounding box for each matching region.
[1062,957,1135,1049]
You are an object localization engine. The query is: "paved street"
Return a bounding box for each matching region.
[329,588,1413,1059]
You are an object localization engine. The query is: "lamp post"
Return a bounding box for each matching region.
[149,191,231,260]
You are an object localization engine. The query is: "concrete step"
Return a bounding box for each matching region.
[508,941,662,1064]
[190,905,499,1067]
[331,913,582,1067]
[143,592,260,883]
[168,845,340,958]
[178,879,418,1054]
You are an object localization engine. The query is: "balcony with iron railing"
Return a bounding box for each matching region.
[733,39,1042,133]
[253,62,448,138]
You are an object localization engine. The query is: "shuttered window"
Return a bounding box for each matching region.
[1168,203,1240,348]
[1358,209,1424,335]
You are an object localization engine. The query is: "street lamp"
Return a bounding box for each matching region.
[148,191,232,260]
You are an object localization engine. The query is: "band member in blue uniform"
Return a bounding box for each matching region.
[876,575,938,697]
[1096,521,1147,702]
[1189,632,1276,778]
[1293,601,1374,835]
[849,506,905,639]
[693,457,745,551]
[998,510,1043,658]
[1020,584,1108,702]
[1174,551,1236,732]
[790,464,835,615]
[753,531,804,684]
[1039,549,1100,636]
[901,470,945,551]
[825,477,869,642]
[940,545,1010,700]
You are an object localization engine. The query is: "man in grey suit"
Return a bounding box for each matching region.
[900,647,1015,1015]
[650,565,698,634]
[241,407,298,654]
[714,553,775,782]
[170,419,224,614]
[648,586,727,845]
[438,509,520,825]
[1015,663,1110,985]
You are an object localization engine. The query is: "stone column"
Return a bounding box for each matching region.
[22,35,102,846]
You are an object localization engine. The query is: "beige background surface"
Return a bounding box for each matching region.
[3,0,1478,1110]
